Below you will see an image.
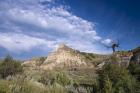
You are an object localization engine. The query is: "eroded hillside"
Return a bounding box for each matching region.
[22,44,109,70]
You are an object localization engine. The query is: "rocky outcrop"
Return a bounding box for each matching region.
[22,44,93,70]
[115,52,133,67]
[41,44,89,70]
[130,46,140,64]
[22,57,46,67]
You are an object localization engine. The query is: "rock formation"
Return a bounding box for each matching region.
[22,44,93,70]
[130,46,140,64]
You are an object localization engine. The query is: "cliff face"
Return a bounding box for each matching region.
[41,44,89,70]
[22,44,93,70]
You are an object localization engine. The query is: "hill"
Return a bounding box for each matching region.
[22,44,109,70]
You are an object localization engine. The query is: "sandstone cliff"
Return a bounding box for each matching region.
[22,44,96,70]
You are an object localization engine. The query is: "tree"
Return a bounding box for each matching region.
[0,55,23,79]
[103,40,120,53]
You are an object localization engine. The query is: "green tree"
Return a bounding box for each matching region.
[0,55,23,79]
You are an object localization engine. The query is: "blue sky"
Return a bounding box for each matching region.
[0,0,140,59]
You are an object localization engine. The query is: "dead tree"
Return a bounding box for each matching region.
[103,40,120,53]
[111,43,119,53]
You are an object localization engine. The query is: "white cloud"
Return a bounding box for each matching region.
[8,9,48,28]
[8,7,95,34]
[7,7,101,41]
[0,32,56,52]
[101,39,112,46]
[44,0,53,2]
[0,0,112,54]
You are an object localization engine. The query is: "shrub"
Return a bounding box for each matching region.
[9,75,47,93]
[39,71,71,86]
[97,63,137,93]
[0,55,23,79]
[55,72,72,86]
[46,83,68,93]
[38,71,56,85]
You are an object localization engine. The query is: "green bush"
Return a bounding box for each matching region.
[9,75,47,93]
[39,71,72,86]
[97,63,137,93]
[55,72,72,86]
[0,75,69,93]
[0,55,23,79]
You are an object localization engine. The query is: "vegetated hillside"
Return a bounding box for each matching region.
[22,43,110,86]
[0,46,140,93]
[22,43,109,70]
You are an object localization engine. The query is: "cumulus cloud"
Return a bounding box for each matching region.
[0,32,57,52]
[0,0,111,55]
[8,7,95,35]
[101,39,112,46]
